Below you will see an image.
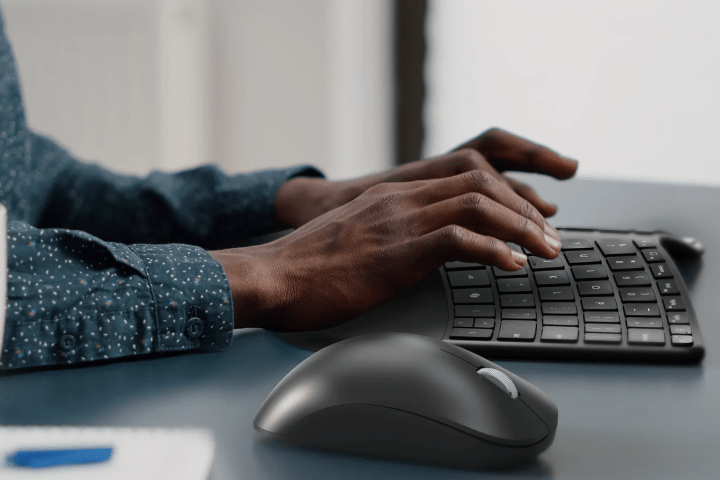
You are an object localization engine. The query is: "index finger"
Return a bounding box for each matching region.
[454,128,578,180]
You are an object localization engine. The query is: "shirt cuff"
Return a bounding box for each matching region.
[129,243,234,352]
[212,165,324,247]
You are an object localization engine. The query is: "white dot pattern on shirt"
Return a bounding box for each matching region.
[0,9,322,370]
[1,222,233,369]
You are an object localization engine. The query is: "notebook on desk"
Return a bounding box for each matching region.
[0,427,215,480]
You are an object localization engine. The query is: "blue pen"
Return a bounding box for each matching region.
[7,447,113,468]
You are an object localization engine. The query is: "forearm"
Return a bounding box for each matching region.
[31,131,324,248]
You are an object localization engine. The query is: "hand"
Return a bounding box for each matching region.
[275,128,578,229]
[211,169,563,332]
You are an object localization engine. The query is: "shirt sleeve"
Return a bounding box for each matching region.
[30,132,324,249]
[0,220,234,371]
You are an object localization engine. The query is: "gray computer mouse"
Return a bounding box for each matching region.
[254,332,558,469]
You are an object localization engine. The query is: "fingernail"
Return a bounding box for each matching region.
[511,250,527,266]
[544,222,562,240]
[544,233,562,250]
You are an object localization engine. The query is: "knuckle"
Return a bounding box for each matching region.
[455,148,482,170]
[483,127,502,139]
[516,215,534,235]
[520,199,542,223]
[483,236,506,259]
[460,192,488,212]
[439,225,464,248]
[466,169,494,191]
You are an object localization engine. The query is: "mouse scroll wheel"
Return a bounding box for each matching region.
[477,368,519,399]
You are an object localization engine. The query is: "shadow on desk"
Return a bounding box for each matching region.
[252,435,554,479]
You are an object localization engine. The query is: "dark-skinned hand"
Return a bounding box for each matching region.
[209,128,578,332]
[275,128,577,229]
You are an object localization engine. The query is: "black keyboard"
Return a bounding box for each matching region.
[441,228,705,362]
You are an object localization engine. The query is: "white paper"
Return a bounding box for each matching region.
[0,426,215,480]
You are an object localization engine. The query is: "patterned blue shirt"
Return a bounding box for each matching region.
[0,8,323,370]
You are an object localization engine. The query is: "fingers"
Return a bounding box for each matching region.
[410,190,562,259]
[411,225,527,272]
[455,128,578,179]
[433,149,563,222]
[414,170,560,238]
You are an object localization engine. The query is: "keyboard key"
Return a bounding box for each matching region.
[474,318,495,329]
[500,294,535,307]
[670,325,691,335]
[607,255,644,271]
[542,302,577,315]
[528,257,564,270]
[446,261,485,270]
[657,280,679,295]
[565,250,601,265]
[534,270,570,285]
[497,278,533,293]
[642,249,665,263]
[502,309,537,320]
[572,265,608,280]
[581,297,618,311]
[561,238,593,250]
[667,312,689,324]
[650,263,673,279]
[619,287,656,303]
[628,329,666,345]
[596,238,636,256]
[614,272,651,286]
[671,335,694,346]
[541,326,579,342]
[543,315,579,326]
[585,323,621,334]
[585,333,622,344]
[498,320,537,341]
[453,318,474,328]
[450,328,493,340]
[493,266,528,277]
[577,280,613,296]
[452,288,493,304]
[448,270,490,287]
[539,286,575,301]
[626,317,663,328]
[663,297,686,311]
[634,239,657,249]
[624,303,660,316]
[584,312,620,323]
[455,305,494,317]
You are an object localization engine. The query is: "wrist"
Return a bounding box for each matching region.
[275,177,330,229]
[208,247,283,330]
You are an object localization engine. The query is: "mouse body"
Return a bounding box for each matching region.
[254,333,558,469]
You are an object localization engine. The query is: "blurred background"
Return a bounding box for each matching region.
[3,0,720,185]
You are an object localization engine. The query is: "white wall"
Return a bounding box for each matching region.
[2,0,393,180]
[425,0,720,186]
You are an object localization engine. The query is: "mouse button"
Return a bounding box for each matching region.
[254,372,332,436]
[496,370,558,429]
[448,377,549,445]
[465,361,559,430]
[439,345,485,368]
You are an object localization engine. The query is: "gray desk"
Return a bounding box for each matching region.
[1,177,719,479]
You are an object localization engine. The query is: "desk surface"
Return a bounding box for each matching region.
[1,176,719,480]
